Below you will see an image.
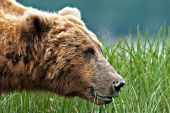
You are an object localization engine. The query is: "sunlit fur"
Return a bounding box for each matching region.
[0,0,125,105]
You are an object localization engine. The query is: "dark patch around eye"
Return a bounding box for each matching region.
[84,47,95,55]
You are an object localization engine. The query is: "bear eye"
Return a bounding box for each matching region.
[84,47,95,56]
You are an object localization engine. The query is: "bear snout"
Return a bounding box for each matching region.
[110,73,125,96]
[113,80,125,95]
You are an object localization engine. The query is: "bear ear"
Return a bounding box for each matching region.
[58,7,81,18]
[22,9,51,41]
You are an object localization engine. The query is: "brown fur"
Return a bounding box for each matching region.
[0,0,125,105]
[0,0,29,15]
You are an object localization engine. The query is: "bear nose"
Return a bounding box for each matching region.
[113,80,125,92]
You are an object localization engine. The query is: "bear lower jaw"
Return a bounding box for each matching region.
[90,87,115,105]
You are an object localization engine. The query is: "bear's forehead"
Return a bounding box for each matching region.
[87,30,102,47]
[54,15,102,48]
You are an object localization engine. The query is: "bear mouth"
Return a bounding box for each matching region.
[90,87,117,104]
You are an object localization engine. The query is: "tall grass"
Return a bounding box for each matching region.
[0,27,170,113]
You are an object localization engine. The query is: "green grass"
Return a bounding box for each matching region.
[0,27,170,113]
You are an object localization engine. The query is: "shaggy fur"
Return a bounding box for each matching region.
[0,0,125,105]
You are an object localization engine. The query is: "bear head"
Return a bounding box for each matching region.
[21,7,125,105]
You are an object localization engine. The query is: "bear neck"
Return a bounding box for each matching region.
[0,26,50,93]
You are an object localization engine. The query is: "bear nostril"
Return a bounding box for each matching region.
[113,81,125,92]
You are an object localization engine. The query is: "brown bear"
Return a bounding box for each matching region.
[0,0,125,105]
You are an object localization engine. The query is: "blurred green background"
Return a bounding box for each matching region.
[17,0,170,37]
